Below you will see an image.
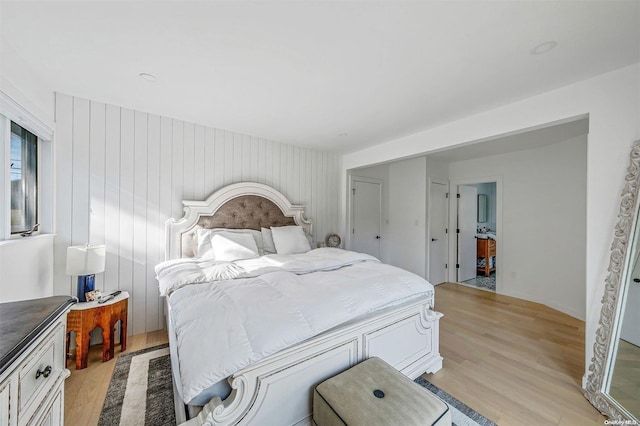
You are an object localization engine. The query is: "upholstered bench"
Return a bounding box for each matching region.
[313,357,451,426]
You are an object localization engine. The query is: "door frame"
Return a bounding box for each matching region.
[346,175,383,254]
[448,176,503,293]
[426,177,449,282]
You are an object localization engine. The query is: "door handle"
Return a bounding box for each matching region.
[376,236,381,239]
[431,238,438,242]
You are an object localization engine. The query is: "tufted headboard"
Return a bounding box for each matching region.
[165,182,312,259]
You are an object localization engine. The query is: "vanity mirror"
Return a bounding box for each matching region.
[477,194,488,223]
[585,140,640,421]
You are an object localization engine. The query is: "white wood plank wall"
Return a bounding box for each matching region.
[54,93,342,334]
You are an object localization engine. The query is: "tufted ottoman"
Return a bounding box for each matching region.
[313,357,451,426]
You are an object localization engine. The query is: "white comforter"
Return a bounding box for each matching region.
[156,248,434,404]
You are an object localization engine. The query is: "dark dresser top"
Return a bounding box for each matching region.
[0,296,76,375]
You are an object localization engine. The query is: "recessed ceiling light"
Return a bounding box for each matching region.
[139,73,157,82]
[530,40,558,55]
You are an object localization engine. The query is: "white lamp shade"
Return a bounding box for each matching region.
[66,244,106,276]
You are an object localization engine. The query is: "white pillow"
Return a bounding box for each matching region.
[261,227,276,254]
[209,232,259,261]
[198,228,264,258]
[270,226,311,255]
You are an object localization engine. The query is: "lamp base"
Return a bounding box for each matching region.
[77,274,95,302]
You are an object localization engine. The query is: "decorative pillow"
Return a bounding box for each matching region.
[270,226,311,255]
[209,232,260,261]
[261,227,276,254]
[198,228,264,258]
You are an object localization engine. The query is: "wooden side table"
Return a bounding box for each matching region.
[66,291,128,370]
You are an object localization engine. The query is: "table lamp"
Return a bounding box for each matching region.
[66,244,106,302]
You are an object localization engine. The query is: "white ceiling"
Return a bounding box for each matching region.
[1,1,638,153]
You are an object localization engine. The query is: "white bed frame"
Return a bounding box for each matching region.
[164,182,443,426]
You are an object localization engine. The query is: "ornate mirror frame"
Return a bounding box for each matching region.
[584,139,640,421]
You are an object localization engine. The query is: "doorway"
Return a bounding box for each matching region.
[428,178,448,285]
[350,176,382,258]
[451,179,500,292]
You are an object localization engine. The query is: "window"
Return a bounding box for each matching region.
[10,122,37,234]
[0,90,52,240]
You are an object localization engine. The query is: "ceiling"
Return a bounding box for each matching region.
[1,1,638,153]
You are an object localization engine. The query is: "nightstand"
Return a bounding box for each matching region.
[65,291,128,370]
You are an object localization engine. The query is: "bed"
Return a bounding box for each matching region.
[160,182,443,426]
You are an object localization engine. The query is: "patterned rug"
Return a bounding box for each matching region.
[100,344,496,426]
[99,345,175,426]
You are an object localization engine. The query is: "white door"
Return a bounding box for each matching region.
[458,185,477,282]
[352,179,381,258]
[620,251,640,346]
[429,181,448,285]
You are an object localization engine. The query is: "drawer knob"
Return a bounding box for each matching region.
[35,365,52,379]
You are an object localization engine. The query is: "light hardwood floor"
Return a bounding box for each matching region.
[426,282,605,425]
[64,283,606,425]
[64,329,168,426]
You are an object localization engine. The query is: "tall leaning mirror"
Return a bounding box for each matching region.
[585,139,640,421]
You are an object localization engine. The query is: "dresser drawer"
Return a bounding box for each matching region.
[18,323,64,420]
[29,389,62,426]
[0,379,10,426]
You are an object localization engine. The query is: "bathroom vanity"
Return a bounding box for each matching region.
[477,237,496,276]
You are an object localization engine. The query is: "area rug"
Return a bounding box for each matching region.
[100,344,496,426]
[99,344,175,426]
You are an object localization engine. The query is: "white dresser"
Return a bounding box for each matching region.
[0,296,75,426]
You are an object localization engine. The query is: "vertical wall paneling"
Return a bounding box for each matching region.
[258,138,267,185]
[306,147,312,235]
[204,127,215,193]
[224,131,234,186]
[323,152,329,240]
[104,105,121,296]
[233,133,243,182]
[250,137,259,183]
[194,125,206,200]
[53,95,74,296]
[241,134,251,181]
[89,101,106,291]
[171,120,184,218]
[272,141,281,190]
[132,111,148,335]
[71,98,90,248]
[311,150,318,243]
[299,148,306,207]
[292,146,300,203]
[119,108,135,328]
[54,93,341,334]
[263,139,271,188]
[146,114,161,332]
[281,144,289,199]
[182,122,195,201]
[158,116,173,326]
[213,129,224,190]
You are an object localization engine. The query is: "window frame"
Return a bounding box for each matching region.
[10,121,38,234]
[0,90,53,241]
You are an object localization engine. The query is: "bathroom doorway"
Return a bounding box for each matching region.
[456,181,498,292]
